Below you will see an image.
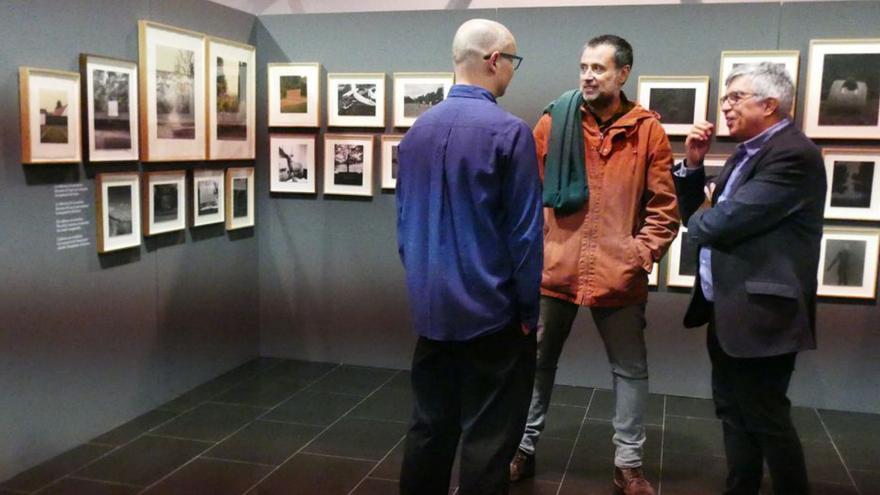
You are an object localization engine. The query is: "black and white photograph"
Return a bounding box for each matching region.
[403,83,444,118]
[278,144,309,183]
[823,239,866,287]
[637,76,708,136]
[192,169,225,227]
[337,83,377,117]
[20,67,81,163]
[107,185,133,237]
[817,229,880,299]
[92,69,132,150]
[215,57,247,141]
[155,45,195,140]
[323,134,374,196]
[831,160,874,208]
[153,183,179,223]
[269,135,316,194]
[144,171,186,235]
[717,51,800,136]
[232,178,248,218]
[334,143,364,186]
[823,149,880,221]
[96,172,140,253]
[648,87,696,125]
[268,63,321,127]
[381,134,403,190]
[225,167,254,229]
[327,73,385,127]
[393,73,453,127]
[197,179,219,216]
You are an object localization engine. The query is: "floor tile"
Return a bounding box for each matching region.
[383,370,411,390]
[204,420,323,466]
[819,409,880,471]
[808,480,860,495]
[90,409,180,446]
[818,408,880,438]
[309,365,396,396]
[347,385,413,423]
[792,406,829,442]
[851,469,880,494]
[665,395,716,420]
[369,439,406,480]
[152,402,266,442]
[586,389,664,426]
[802,438,851,484]
[248,453,374,495]
[663,415,725,458]
[213,376,307,408]
[259,360,339,384]
[0,444,112,493]
[262,390,361,426]
[141,458,272,495]
[304,417,407,461]
[351,478,399,495]
[157,381,234,414]
[509,478,559,495]
[34,477,139,495]
[542,404,586,441]
[556,460,614,495]
[77,435,210,487]
[550,385,593,407]
[659,450,727,495]
[532,437,575,483]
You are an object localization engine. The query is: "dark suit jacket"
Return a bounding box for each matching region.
[676,123,826,358]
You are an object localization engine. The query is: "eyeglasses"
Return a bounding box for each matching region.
[484,52,523,71]
[719,91,757,106]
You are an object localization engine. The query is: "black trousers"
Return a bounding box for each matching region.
[707,324,809,495]
[399,323,536,495]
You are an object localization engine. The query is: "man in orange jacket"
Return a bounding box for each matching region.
[509,35,680,495]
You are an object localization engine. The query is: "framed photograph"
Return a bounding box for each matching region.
[268,63,321,127]
[19,67,81,164]
[667,227,699,288]
[81,55,139,162]
[207,37,255,160]
[191,168,225,227]
[269,134,316,194]
[381,134,403,190]
[143,170,186,236]
[327,73,385,128]
[637,76,709,136]
[823,148,880,221]
[647,263,659,287]
[817,228,879,299]
[96,172,140,253]
[138,20,206,161]
[324,134,374,196]
[226,167,255,230]
[804,39,880,139]
[717,51,800,137]
[392,72,453,128]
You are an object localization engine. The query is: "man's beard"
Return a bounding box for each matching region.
[582,89,613,111]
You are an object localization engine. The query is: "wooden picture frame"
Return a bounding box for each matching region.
[96,172,140,253]
[327,73,385,128]
[226,167,255,230]
[191,168,225,227]
[817,228,880,299]
[268,63,321,127]
[637,76,709,136]
[269,134,317,194]
[81,54,139,162]
[19,67,81,164]
[804,39,880,139]
[323,134,374,197]
[667,227,698,288]
[138,20,206,161]
[823,148,880,221]
[392,72,453,128]
[143,170,186,236]
[207,36,255,160]
[381,134,403,190]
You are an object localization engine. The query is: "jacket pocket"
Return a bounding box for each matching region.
[744,280,799,299]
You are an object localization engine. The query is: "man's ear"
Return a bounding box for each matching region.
[763,97,780,118]
[618,65,631,85]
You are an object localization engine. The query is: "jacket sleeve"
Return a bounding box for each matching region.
[635,120,681,271]
[503,121,544,332]
[533,114,552,182]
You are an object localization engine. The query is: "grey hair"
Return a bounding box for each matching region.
[452,19,513,66]
[725,62,794,117]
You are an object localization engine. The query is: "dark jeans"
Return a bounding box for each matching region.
[400,323,536,495]
[707,324,809,495]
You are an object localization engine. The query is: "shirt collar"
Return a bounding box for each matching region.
[448,84,497,103]
[738,118,790,157]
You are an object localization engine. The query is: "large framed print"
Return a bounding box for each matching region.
[192,168,225,227]
[138,20,206,161]
[817,228,879,299]
[143,170,186,236]
[324,134,374,196]
[19,67,81,164]
[667,227,698,288]
[823,148,880,221]
[804,39,880,139]
[637,76,709,136]
[226,167,255,230]
[268,63,320,127]
[96,172,140,253]
[327,73,385,128]
[81,55,139,162]
[381,134,403,190]
[392,72,453,128]
[717,51,800,137]
[270,134,316,194]
[207,37,255,160]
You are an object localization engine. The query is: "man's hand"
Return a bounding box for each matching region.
[685,121,715,167]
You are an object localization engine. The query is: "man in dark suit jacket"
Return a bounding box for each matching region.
[674,62,826,495]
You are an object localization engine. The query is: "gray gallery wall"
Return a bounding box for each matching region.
[255,1,880,413]
[0,0,259,481]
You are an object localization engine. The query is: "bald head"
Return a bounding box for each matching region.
[452,19,514,68]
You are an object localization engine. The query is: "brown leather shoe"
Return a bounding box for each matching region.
[613,466,655,495]
[509,448,535,482]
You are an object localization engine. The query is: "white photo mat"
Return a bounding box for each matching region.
[268,63,321,127]
[823,148,880,221]
[207,37,255,160]
[20,67,81,164]
[637,76,709,136]
[269,134,317,194]
[226,167,255,230]
[327,73,385,128]
[143,170,186,235]
[96,172,141,253]
[667,227,696,288]
[392,72,453,128]
[192,168,225,227]
[323,134,374,197]
[817,228,880,299]
[82,55,139,162]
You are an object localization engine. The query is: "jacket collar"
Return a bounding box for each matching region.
[448,84,497,103]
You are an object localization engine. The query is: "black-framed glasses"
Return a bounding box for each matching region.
[719,91,756,106]
[484,52,523,70]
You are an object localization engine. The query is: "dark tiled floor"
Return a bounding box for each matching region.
[3,358,878,495]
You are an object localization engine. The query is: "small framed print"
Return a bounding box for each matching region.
[817,228,879,299]
[192,169,225,227]
[823,148,880,221]
[392,72,453,128]
[804,39,880,139]
[268,63,321,127]
[226,167,255,230]
[19,67,81,164]
[717,51,800,137]
[143,170,186,236]
[81,55,139,162]
[381,134,403,190]
[207,37,255,160]
[269,134,316,194]
[667,227,699,288]
[647,263,659,287]
[138,20,206,161]
[96,172,140,253]
[637,76,709,136]
[327,73,385,128]
[324,134,374,197]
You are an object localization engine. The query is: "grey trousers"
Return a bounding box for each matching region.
[519,296,649,468]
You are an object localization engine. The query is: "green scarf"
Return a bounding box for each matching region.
[542,89,588,215]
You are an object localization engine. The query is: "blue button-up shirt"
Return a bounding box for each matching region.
[396,84,544,341]
[699,119,791,301]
